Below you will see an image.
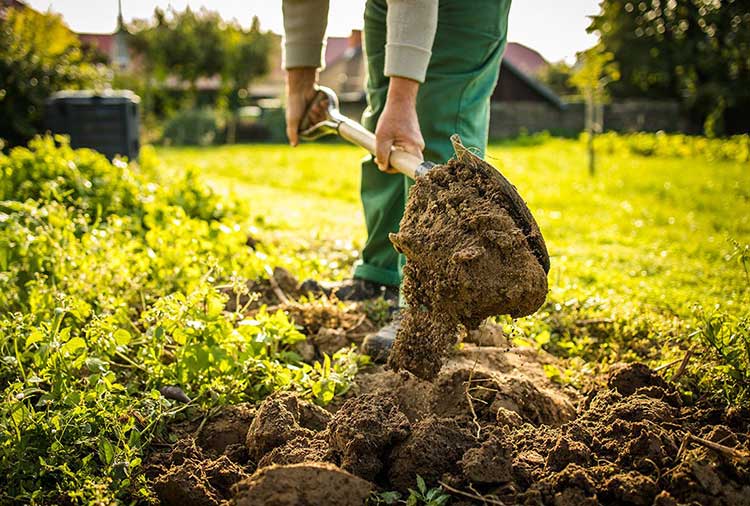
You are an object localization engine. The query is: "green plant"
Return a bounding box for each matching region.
[694,306,750,403]
[368,477,451,506]
[727,238,750,284]
[0,137,366,504]
[406,476,451,506]
[592,131,750,163]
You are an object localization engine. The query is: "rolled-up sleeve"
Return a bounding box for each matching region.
[282,0,329,69]
[384,0,438,82]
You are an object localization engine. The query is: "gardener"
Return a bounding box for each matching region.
[282,0,512,359]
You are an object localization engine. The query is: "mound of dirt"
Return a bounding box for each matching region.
[455,364,750,506]
[148,356,749,506]
[389,136,549,379]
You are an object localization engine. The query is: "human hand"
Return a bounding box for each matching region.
[285,67,326,146]
[375,76,424,174]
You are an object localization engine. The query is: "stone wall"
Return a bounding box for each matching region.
[489,100,689,139]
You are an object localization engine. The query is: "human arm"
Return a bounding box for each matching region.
[375,0,438,172]
[282,0,329,146]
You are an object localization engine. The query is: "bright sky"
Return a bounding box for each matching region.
[25,0,600,63]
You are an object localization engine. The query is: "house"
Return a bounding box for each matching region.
[493,43,563,109]
[2,0,132,70]
[75,1,131,70]
[294,33,567,133]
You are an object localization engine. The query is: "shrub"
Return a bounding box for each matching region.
[591,131,750,163]
[0,7,105,147]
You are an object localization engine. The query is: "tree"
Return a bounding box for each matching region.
[538,61,578,97]
[0,7,104,147]
[590,0,750,135]
[129,8,272,112]
[569,46,620,175]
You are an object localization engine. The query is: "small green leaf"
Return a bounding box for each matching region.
[61,337,86,355]
[114,329,131,346]
[416,475,426,494]
[98,438,114,466]
[128,428,141,448]
[434,494,450,506]
[25,329,44,349]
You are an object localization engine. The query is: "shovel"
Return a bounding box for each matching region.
[299,86,435,179]
[298,85,550,273]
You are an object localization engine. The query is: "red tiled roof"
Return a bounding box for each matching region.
[503,42,548,76]
[325,37,351,67]
[78,33,115,55]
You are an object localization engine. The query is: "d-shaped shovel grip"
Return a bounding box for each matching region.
[299,86,431,179]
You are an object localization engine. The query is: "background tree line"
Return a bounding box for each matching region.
[2,0,749,147]
[543,0,750,136]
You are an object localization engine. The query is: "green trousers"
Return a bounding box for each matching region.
[353,0,512,287]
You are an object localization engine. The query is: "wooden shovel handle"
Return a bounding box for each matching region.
[338,120,424,180]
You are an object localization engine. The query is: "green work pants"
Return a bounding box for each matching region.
[353,0,512,287]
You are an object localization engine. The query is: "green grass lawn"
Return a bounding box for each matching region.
[156,139,749,315]
[157,138,750,395]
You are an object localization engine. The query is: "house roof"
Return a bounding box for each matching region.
[503,42,548,76]
[325,37,351,67]
[501,58,564,109]
[78,33,115,55]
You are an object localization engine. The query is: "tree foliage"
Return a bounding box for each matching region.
[538,61,578,97]
[0,7,104,147]
[590,0,750,135]
[129,7,272,107]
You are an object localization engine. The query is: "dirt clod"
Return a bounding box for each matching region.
[387,417,477,490]
[607,361,671,396]
[197,404,256,456]
[245,392,331,462]
[149,439,248,506]
[327,391,411,478]
[389,137,549,379]
[232,462,373,506]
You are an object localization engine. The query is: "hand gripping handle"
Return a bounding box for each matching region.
[299,86,432,179]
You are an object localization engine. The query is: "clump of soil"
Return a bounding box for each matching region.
[387,416,476,490]
[233,462,373,506]
[196,403,256,456]
[147,438,249,506]
[245,392,331,463]
[389,136,550,379]
[326,391,411,477]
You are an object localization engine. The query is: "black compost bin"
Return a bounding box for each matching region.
[45,90,140,160]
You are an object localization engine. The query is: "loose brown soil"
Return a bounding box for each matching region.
[147,352,750,506]
[389,137,550,379]
[148,266,748,506]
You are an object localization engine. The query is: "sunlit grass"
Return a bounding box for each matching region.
[156,138,750,321]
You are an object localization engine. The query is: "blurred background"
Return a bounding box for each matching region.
[2,0,748,149]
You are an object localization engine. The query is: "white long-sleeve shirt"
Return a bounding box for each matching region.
[282,0,438,83]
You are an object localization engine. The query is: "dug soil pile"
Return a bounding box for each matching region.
[389,136,550,380]
[146,339,750,506]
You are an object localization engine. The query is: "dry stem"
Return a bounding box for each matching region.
[438,481,507,505]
